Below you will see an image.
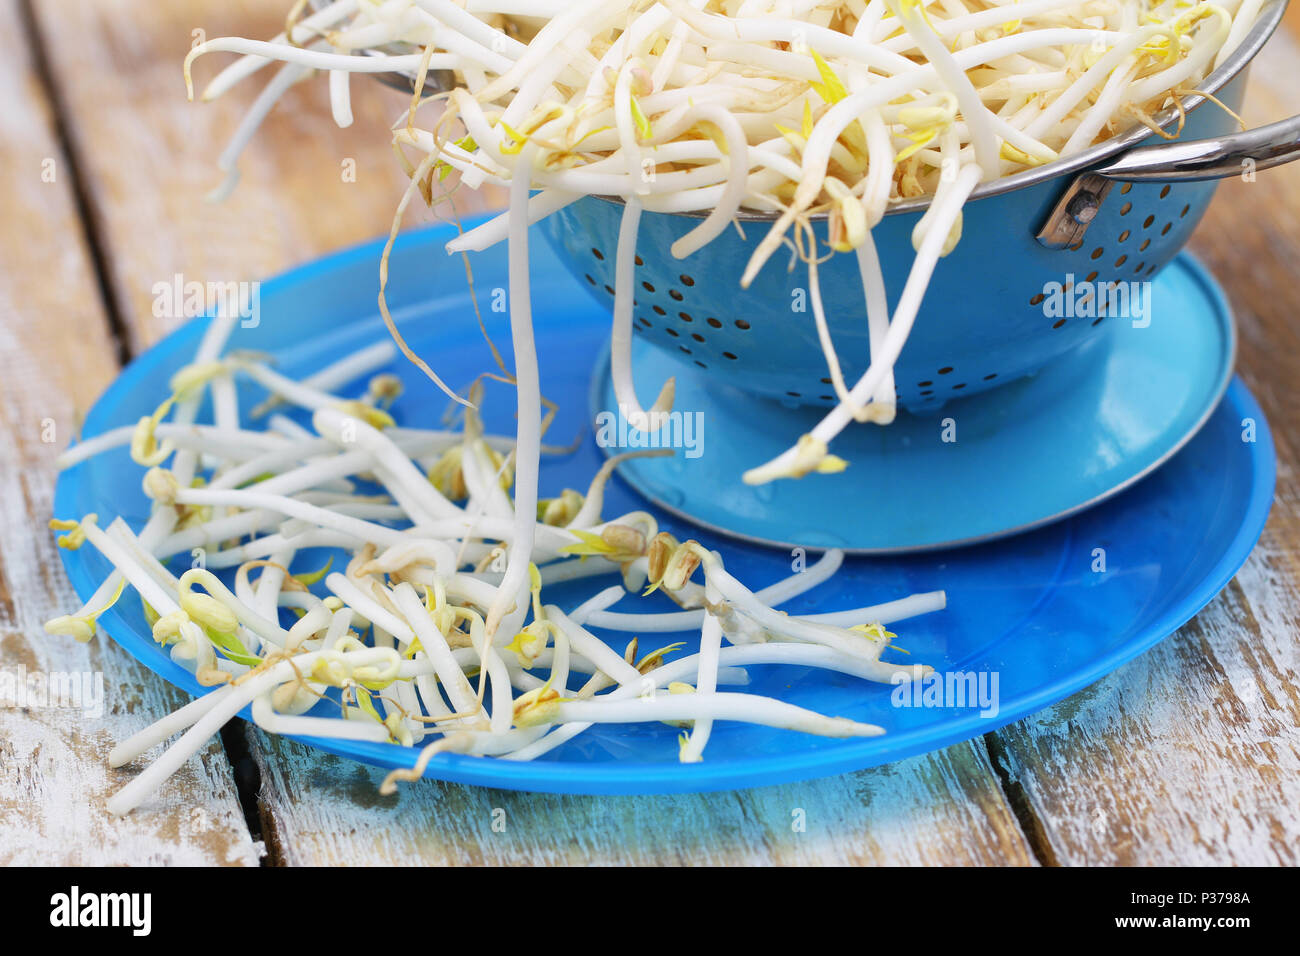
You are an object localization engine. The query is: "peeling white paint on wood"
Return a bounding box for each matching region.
[249,729,1034,866]
[0,0,258,866]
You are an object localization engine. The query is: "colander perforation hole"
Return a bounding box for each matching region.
[1120,183,1133,194]
[983,373,997,381]
[1134,261,1145,274]
[1085,270,1099,282]
[665,328,679,337]
[1069,240,1084,251]
[820,394,834,401]
[1092,315,1105,327]
[920,389,934,397]
[1161,222,1172,235]
[585,274,596,285]
[652,304,666,315]
[691,333,705,343]
[669,289,684,301]
[1118,230,1130,242]
[603,284,615,295]
[694,360,707,369]
[735,319,751,330]
[1120,202,1133,215]
[678,311,693,322]
[680,274,695,286]
[706,317,721,328]
[638,316,652,328]
[1146,264,1158,275]
[786,391,802,398]
[1180,204,1190,218]
[722,351,737,360]
[952,383,967,390]
[1159,185,1171,199]
[1139,239,1150,251]
[679,345,692,355]
[641,281,655,293]
[918,379,933,387]
[937,366,953,375]
[1114,254,1127,267]
[635,254,644,266]
[591,247,605,260]
[1090,246,1104,260]
[1143,215,1155,228]
[1052,319,1067,329]
[1029,292,1045,305]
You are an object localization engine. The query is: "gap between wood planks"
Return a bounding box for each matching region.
[17,0,272,862]
[984,732,1061,867]
[17,0,130,369]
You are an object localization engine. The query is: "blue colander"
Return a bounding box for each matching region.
[539,0,1298,411]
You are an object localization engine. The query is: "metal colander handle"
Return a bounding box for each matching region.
[1038,113,1300,248]
[1095,114,1300,182]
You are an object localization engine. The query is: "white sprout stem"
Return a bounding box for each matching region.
[610,196,674,430]
[566,585,627,626]
[714,641,929,684]
[544,606,644,689]
[443,189,581,253]
[56,423,288,469]
[538,692,885,737]
[106,649,398,815]
[583,548,844,631]
[390,581,486,720]
[889,0,1000,178]
[679,615,723,762]
[188,39,460,91]
[744,163,982,483]
[484,144,542,641]
[668,105,750,259]
[173,487,413,548]
[80,521,179,617]
[109,684,237,767]
[329,68,354,127]
[198,0,360,99]
[214,61,310,193]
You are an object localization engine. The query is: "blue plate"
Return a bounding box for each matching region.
[593,253,1236,552]
[54,219,1275,794]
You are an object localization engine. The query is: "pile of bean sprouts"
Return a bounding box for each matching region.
[185,0,1258,479]
[48,321,944,813]
[46,0,1262,813]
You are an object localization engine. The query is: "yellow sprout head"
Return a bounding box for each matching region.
[512,680,566,728]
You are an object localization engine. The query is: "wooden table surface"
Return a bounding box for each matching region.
[1,0,1296,866]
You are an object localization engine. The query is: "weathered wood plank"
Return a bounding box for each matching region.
[988,26,1300,866]
[253,736,1034,867]
[31,0,495,353]
[36,0,1036,865]
[0,0,258,864]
